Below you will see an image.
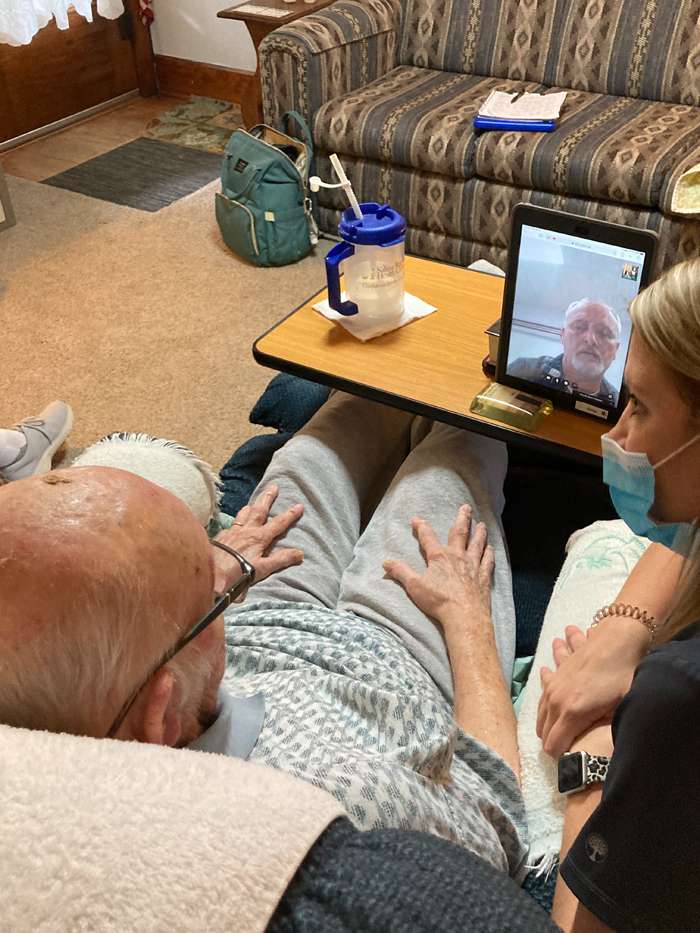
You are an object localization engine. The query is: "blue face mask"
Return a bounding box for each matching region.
[601,433,699,556]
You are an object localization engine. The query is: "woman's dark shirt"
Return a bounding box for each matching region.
[561,622,700,932]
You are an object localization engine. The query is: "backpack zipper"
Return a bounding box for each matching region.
[305,197,319,245]
[233,199,260,255]
[238,129,309,188]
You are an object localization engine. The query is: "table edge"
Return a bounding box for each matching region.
[253,317,601,468]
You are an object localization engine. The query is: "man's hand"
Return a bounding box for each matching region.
[212,483,303,593]
[537,621,646,757]
[385,504,521,779]
[383,504,494,632]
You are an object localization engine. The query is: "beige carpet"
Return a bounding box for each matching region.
[1,176,330,470]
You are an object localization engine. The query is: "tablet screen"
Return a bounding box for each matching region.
[504,223,647,413]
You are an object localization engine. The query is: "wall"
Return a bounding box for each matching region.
[150,0,256,72]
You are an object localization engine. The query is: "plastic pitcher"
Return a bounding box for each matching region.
[325,202,407,326]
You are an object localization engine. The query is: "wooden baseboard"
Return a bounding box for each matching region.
[155,55,258,105]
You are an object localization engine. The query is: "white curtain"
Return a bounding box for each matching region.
[0,0,125,46]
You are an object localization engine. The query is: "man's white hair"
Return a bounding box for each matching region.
[0,567,208,737]
[564,298,622,338]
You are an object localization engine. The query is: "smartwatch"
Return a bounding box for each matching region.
[558,751,610,795]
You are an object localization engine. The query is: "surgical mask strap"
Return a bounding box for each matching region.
[652,432,700,471]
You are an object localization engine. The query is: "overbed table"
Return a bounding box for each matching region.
[253,255,608,466]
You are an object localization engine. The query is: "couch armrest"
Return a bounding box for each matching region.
[665,154,700,217]
[260,0,402,130]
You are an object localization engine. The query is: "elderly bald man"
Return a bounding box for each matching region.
[0,393,528,880]
[509,298,622,405]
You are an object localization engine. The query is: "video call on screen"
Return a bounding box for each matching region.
[506,225,646,409]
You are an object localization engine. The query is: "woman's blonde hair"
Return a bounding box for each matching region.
[629,258,700,642]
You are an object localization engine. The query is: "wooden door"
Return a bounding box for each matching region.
[0,2,153,144]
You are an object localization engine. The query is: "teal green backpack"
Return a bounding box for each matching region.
[216,111,318,267]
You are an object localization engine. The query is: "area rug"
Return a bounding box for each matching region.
[43,138,223,211]
[145,97,243,155]
[1,174,330,468]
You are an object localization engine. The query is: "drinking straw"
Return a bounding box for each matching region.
[329,153,363,220]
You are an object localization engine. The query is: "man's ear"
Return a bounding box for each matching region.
[137,669,183,747]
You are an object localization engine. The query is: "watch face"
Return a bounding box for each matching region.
[558,753,585,793]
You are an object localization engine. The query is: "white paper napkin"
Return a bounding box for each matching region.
[312,291,437,341]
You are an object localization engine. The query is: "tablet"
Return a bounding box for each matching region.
[496,204,657,422]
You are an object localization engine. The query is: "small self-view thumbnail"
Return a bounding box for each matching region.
[622,263,640,281]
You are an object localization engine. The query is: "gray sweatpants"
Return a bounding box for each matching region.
[246,392,516,704]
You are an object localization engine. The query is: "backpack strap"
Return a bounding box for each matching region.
[280,110,319,223]
[280,110,314,160]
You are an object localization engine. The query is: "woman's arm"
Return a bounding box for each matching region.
[551,724,614,933]
[610,541,686,628]
[537,543,686,757]
[552,791,612,933]
[543,547,688,931]
[384,504,520,782]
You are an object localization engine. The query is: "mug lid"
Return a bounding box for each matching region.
[339,202,406,246]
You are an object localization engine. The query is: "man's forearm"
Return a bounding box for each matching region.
[441,608,521,783]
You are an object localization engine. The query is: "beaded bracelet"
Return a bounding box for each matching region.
[590,603,658,644]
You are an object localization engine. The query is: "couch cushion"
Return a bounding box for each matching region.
[314,158,700,272]
[542,0,700,107]
[399,0,559,84]
[313,66,543,180]
[474,89,700,210]
[398,0,700,107]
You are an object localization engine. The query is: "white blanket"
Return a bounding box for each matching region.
[517,520,649,873]
[0,725,344,932]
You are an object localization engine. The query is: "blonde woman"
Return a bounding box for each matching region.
[533,257,700,932]
[344,255,699,929]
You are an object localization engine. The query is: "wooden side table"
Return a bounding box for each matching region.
[218,0,336,128]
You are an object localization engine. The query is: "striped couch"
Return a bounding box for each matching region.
[260,0,700,271]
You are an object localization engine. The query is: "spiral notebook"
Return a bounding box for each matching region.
[478,91,567,122]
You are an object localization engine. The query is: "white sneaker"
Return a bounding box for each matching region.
[1,401,74,481]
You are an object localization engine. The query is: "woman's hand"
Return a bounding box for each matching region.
[383,504,494,633]
[568,719,614,758]
[537,620,648,758]
[212,483,304,593]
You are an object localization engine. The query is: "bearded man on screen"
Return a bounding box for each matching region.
[509,298,622,405]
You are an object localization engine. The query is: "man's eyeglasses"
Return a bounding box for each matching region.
[105,541,255,739]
